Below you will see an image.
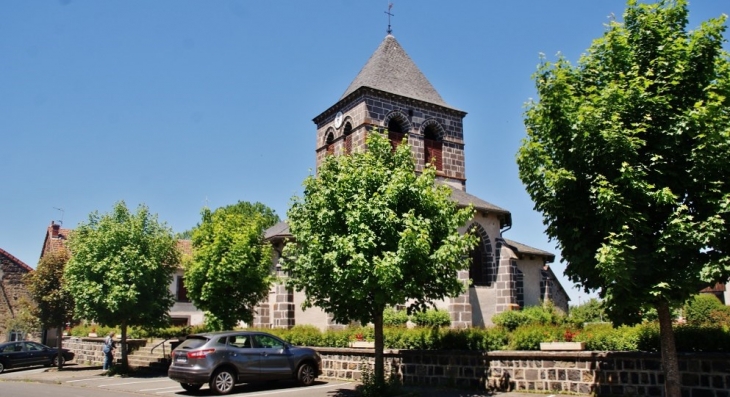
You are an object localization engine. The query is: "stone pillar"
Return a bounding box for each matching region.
[448,269,472,329]
[252,295,270,328]
[494,239,518,314]
[272,282,295,328]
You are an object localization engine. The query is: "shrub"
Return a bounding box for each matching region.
[383,307,409,327]
[410,308,451,328]
[283,325,322,347]
[575,323,640,351]
[568,298,607,326]
[684,294,729,326]
[522,303,565,326]
[508,325,562,350]
[491,310,528,331]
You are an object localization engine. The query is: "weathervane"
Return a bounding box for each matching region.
[385,2,394,35]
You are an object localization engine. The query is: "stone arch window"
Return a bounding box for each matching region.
[468,223,496,286]
[325,130,335,156]
[343,121,353,154]
[384,111,410,150]
[422,120,444,171]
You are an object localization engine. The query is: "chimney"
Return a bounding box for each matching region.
[51,221,60,239]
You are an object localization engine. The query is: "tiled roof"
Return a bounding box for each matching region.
[177,240,193,257]
[448,187,509,216]
[41,222,72,260]
[340,34,453,109]
[264,221,291,241]
[503,239,555,263]
[0,247,34,272]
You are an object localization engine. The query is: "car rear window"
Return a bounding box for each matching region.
[176,335,209,350]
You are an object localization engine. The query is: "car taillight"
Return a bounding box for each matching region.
[187,349,215,359]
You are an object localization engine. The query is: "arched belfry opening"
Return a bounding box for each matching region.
[325,130,335,156]
[422,120,444,171]
[343,122,353,154]
[385,111,410,150]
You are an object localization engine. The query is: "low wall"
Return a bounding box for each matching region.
[62,336,147,366]
[315,348,730,397]
[58,339,730,396]
[317,348,486,388]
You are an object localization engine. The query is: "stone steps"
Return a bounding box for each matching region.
[118,338,179,372]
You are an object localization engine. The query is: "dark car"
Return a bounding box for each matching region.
[168,330,321,395]
[0,341,75,373]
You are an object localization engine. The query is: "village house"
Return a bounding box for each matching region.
[39,221,203,327]
[0,248,34,341]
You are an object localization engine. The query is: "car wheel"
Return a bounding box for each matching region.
[180,383,203,392]
[210,368,235,395]
[297,362,316,386]
[52,356,65,367]
[0,361,5,374]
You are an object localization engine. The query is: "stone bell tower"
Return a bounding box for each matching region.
[312,34,469,191]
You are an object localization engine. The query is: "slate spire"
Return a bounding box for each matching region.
[340,35,450,108]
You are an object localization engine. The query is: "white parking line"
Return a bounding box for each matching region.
[66,377,104,383]
[139,386,186,392]
[98,379,171,387]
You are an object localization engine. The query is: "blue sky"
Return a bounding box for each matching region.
[2,1,728,304]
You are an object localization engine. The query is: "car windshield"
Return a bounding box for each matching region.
[176,335,209,350]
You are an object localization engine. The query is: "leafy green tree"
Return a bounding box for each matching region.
[24,251,75,369]
[284,132,477,388]
[64,201,179,370]
[0,297,40,341]
[683,294,730,326]
[568,298,607,326]
[517,2,730,395]
[185,201,279,330]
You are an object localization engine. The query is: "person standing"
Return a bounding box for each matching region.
[102,331,116,371]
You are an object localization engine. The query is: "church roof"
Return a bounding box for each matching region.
[264,221,292,241]
[341,34,452,109]
[503,239,555,263]
[264,187,513,240]
[447,186,512,228]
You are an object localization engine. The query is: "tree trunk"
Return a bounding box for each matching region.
[121,321,128,371]
[56,323,64,370]
[657,300,681,397]
[374,310,385,387]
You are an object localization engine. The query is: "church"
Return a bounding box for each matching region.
[36,32,570,331]
[259,33,569,330]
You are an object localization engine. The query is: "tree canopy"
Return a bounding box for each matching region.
[185,201,279,330]
[24,250,74,369]
[64,201,179,369]
[284,131,476,387]
[518,1,729,395]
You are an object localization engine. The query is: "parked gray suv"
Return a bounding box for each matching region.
[168,330,321,395]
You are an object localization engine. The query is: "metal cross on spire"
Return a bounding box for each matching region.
[385,2,394,35]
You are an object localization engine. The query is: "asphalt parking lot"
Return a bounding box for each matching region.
[0,364,543,397]
[0,365,358,396]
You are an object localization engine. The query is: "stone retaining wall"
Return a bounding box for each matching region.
[59,339,730,396]
[315,349,730,397]
[62,336,147,366]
